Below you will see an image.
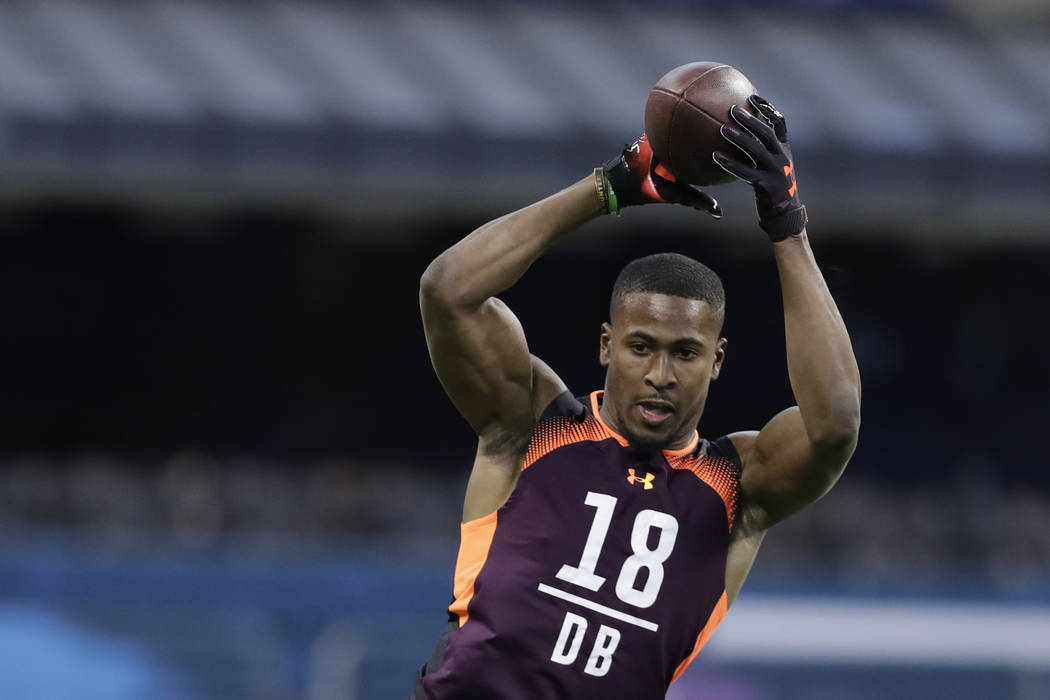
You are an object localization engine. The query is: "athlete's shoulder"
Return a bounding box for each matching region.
[697,434,744,473]
[529,355,569,421]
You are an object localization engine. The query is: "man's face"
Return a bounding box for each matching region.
[599,292,726,453]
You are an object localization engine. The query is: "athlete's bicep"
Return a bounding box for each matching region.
[730,406,856,529]
[421,291,537,440]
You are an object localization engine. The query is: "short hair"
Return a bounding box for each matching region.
[610,253,725,323]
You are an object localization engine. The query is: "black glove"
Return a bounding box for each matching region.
[713,95,808,241]
[602,134,721,217]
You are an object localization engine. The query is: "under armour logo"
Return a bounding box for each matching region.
[626,468,655,490]
[783,161,797,197]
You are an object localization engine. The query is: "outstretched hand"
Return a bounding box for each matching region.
[713,95,808,241]
[603,134,721,217]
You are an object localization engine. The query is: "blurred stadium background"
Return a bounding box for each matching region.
[1,0,1049,698]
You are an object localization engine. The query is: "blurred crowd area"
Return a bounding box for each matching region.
[0,453,457,545]
[1,452,1047,599]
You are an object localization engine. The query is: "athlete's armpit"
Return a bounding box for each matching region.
[724,506,766,607]
[419,176,597,443]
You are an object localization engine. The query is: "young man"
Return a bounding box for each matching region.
[413,96,861,699]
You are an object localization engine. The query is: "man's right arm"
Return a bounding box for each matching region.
[420,136,721,442]
[419,176,602,449]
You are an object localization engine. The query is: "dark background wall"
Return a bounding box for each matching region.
[3,203,1045,485]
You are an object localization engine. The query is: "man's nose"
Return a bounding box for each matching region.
[645,352,675,389]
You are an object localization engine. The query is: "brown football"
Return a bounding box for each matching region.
[644,62,758,186]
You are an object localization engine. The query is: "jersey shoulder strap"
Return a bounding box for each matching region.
[537,390,588,421]
[704,435,744,475]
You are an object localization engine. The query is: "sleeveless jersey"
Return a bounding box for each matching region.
[416,390,742,700]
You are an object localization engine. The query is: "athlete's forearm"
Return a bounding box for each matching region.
[421,176,602,309]
[773,232,861,445]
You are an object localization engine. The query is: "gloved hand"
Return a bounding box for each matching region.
[602,134,721,218]
[713,95,808,241]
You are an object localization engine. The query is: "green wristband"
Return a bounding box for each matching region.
[606,178,621,217]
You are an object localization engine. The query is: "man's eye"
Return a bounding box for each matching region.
[629,343,649,354]
[676,349,699,360]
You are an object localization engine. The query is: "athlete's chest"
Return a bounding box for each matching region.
[499,439,730,582]
[478,438,730,686]
[515,438,721,522]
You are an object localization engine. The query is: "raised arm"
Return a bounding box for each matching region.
[734,232,861,528]
[715,98,861,535]
[419,176,600,449]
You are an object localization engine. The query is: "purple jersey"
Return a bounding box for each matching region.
[416,390,741,699]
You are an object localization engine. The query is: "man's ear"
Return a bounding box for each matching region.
[599,323,612,367]
[711,337,727,380]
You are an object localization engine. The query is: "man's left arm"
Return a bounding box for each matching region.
[715,97,862,531]
[732,232,861,529]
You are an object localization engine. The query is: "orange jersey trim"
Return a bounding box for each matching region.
[670,590,728,684]
[666,450,739,530]
[449,511,498,627]
[523,397,612,469]
[588,391,629,447]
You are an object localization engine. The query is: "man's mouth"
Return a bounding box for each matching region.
[636,399,675,425]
